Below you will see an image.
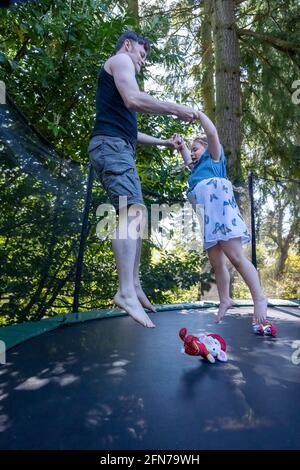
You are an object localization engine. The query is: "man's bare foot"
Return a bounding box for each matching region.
[114,291,155,328]
[253,296,268,324]
[215,298,236,323]
[135,285,157,312]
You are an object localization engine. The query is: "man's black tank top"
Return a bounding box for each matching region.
[90,67,137,146]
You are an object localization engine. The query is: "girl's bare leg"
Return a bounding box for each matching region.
[207,244,235,322]
[219,238,267,324]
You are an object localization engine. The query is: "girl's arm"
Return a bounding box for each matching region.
[197,111,222,161]
[172,134,193,168]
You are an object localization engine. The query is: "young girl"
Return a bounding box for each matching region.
[172,111,268,325]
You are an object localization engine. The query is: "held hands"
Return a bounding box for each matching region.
[169,134,193,171]
[171,133,184,151]
[164,133,184,149]
[163,137,176,148]
[176,105,200,123]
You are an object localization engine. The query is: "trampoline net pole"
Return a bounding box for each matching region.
[73,164,94,313]
[248,171,257,269]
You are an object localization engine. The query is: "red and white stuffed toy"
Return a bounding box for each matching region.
[179,328,228,363]
[253,322,277,337]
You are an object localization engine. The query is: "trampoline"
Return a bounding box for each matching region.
[1,304,300,450]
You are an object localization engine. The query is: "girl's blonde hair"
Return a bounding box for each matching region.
[192,134,208,146]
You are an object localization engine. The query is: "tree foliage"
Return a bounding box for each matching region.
[0,0,299,324]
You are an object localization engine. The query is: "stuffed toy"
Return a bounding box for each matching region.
[253,322,277,337]
[179,328,228,363]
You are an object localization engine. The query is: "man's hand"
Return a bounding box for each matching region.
[163,138,175,148]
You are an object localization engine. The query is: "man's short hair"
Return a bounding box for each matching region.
[116,31,150,54]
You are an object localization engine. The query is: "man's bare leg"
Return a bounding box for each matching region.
[208,244,235,323]
[134,233,156,312]
[112,205,155,328]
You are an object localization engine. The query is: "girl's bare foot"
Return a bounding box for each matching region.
[135,285,157,312]
[114,291,155,328]
[253,296,268,324]
[215,298,236,323]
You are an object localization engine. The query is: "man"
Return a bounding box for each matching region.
[88,31,199,328]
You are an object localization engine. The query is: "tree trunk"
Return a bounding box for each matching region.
[33,264,76,320]
[212,0,242,184]
[275,246,289,279]
[196,1,216,299]
[274,218,299,278]
[127,0,139,23]
[200,0,215,120]
[128,0,145,92]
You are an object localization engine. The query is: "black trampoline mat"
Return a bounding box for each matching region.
[0,308,300,450]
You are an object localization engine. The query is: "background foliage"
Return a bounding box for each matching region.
[0,0,299,324]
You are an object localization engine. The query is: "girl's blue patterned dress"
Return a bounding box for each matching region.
[187,146,251,250]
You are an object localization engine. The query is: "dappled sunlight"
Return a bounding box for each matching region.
[15,377,50,391]
[82,363,101,373]
[179,309,190,315]
[86,404,113,426]
[107,368,127,377]
[224,363,246,386]
[111,360,130,368]
[1,356,82,395]
[0,392,8,401]
[266,311,300,323]
[204,409,271,432]
[52,374,79,386]
[127,419,147,440]
[101,357,130,377]
[253,363,299,386]
[244,341,299,366]
[51,364,66,375]
[0,412,10,433]
[13,371,79,390]
[85,394,147,447]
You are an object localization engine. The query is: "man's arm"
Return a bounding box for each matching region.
[109,54,198,122]
[137,132,174,147]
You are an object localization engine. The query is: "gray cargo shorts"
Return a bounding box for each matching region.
[88,135,145,210]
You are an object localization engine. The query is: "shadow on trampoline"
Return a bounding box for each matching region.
[0,308,300,450]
